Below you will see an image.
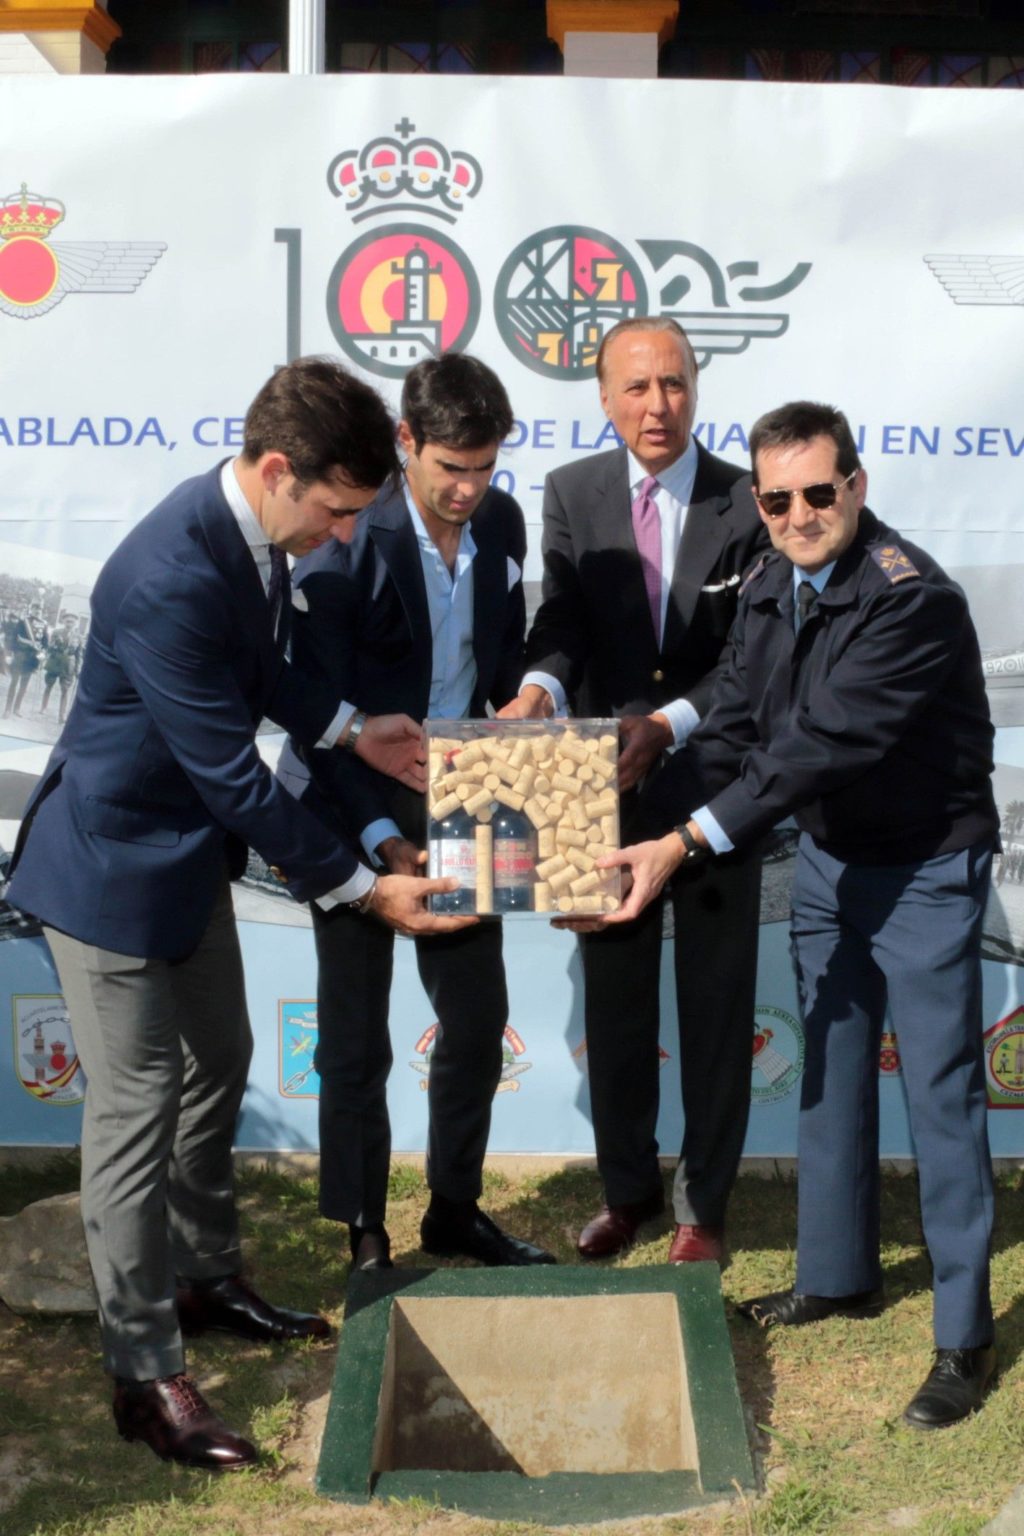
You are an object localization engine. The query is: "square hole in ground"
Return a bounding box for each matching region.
[373,1293,696,1477]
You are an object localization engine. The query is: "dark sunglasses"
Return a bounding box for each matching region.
[754,468,857,520]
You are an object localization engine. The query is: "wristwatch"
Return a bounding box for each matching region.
[342,708,368,754]
[348,876,378,914]
[674,823,710,865]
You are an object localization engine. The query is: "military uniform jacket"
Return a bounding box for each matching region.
[691,509,998,864]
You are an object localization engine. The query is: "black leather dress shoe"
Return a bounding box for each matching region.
[420,1207,556,1266]
[902,1345,997,1429]
[176,1274,331,1342]
[113,1373,258,1470]
[736,1287,885,1327]
[351,1230,393,1271]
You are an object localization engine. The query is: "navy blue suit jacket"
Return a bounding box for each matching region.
[277,478,526,847]
[9,466,361,959]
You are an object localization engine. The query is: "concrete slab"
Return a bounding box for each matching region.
[317,1263,754,1523]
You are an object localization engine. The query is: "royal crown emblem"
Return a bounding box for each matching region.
[327,118,482,225]
[0,184,65,240]
[0,182,166,320]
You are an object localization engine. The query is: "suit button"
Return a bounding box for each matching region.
[269,866,288,883]
[652,669,664,683]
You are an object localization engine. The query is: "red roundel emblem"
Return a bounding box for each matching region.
[0,237,58,307]
[326,224,480,379]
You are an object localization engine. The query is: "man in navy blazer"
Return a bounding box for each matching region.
[501,318,768,1266]
[278,353,554,1271]
[8,358,472,1471]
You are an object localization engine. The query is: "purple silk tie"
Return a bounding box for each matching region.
[631,474,662,642]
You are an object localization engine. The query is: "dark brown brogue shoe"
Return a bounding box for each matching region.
[176,1274,331,1342]
[667,1223,725,1264]
[112,1373,258,1470]
[576,1191,666,1259]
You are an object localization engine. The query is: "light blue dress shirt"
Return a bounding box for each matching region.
[361,482,478,861]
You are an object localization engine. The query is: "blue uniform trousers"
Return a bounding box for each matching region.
[790,834,994,1349]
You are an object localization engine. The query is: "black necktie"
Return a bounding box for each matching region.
[796,580,817,632]
[267,546,287,630]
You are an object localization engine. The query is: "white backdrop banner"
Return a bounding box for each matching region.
[1,74,1022,1155]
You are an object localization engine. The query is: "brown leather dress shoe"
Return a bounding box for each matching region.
[668,1223,725,1264]
[176,1274,331,1342]
[577,1192,665,1258]
[112,1373,258,1470]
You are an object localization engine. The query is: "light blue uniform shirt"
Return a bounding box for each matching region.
[361,482,478,861]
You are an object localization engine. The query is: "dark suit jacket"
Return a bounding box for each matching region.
[277,478,526,847]
[9,466,361,959]
[524,442,768,720]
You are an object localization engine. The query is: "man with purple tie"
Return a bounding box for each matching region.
[500,318,768,1265]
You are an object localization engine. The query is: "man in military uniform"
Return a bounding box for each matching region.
[599,401,999,1430]
[4,601,48,718]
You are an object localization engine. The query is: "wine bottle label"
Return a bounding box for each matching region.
[494,838,534,886]
[431,838,476,882]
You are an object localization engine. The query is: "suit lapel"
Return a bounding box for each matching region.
[663,443,736,648]
[367,483,433,705]
[197,469,277,671]
[469,490,507,705]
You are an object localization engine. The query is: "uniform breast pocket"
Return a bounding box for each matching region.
[696,577,741,640]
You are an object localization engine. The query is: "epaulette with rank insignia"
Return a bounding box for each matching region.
[871,545,919,584]
[739,555,768,595]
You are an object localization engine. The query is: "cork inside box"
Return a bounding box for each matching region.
[426,718,622,917]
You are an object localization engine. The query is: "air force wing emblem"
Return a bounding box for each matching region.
[0,184,166,320]
[923,255,1024,306]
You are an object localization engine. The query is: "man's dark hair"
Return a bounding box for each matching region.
[595,316,698,384]
[749,401,862,482]
[400,353,514,452]
[243,356,399,489]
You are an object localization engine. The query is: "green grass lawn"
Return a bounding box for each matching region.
[1,1157,1021,1536]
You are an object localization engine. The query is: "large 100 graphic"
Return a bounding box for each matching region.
[275,221,811,383]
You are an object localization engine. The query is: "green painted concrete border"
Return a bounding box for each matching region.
[317,1264,754,1523]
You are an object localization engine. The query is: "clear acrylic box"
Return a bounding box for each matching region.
[425,719,622,917]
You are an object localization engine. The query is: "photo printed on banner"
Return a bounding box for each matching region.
[950,565,1024,729]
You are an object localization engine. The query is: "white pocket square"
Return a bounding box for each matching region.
[507,558,522,590]
[291,588,309,612]
[701,574,741,593]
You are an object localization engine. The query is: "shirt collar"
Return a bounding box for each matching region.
[402,478,477,562]
[220,459,269,553]
[627,436,698,506]
[792,560,836,599]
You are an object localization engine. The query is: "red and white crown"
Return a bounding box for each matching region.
[327,119,482,225]
[0,184,65,241]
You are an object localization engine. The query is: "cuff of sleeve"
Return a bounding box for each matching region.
[659,697,700,747]
[362,818,401,865]
[520,670,567,715]
[690,805,734,856]
[314,862,375,912]
[318,699,357,750]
